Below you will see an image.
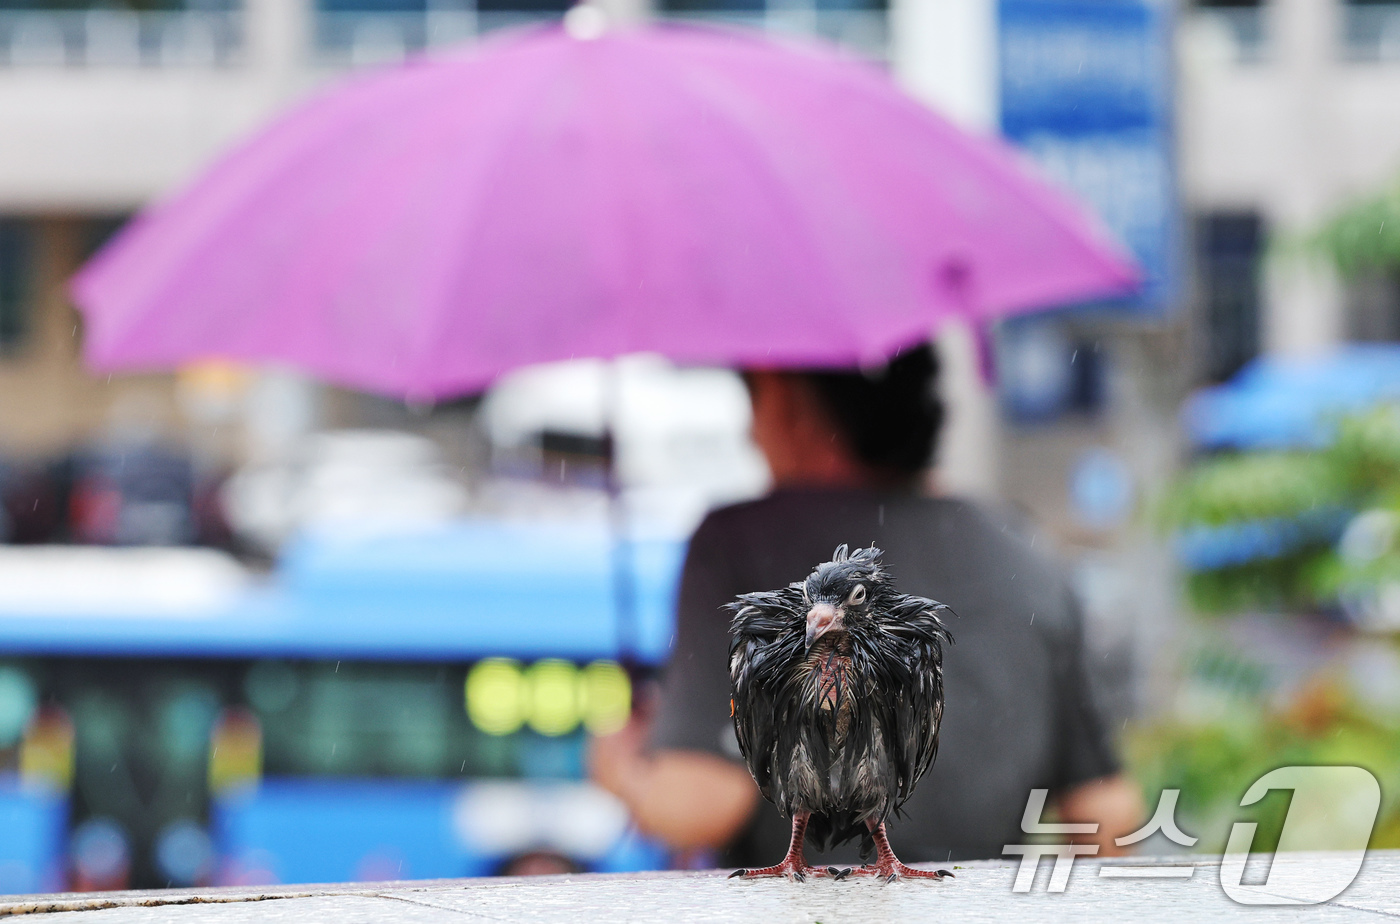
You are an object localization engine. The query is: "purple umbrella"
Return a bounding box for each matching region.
[72,18,1138,400]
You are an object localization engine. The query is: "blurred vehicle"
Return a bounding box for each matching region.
[69,442,200,547]
[0,443,232,550]
[0,517,681,891]
[222,430,468,554]
[0,460,64,544]
[480,356,767,531]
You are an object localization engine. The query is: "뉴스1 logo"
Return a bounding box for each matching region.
[1003,765,1381,905]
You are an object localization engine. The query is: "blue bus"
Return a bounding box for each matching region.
[0,518,684,891]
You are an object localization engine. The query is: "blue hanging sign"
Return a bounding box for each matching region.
[999,0,1178,313]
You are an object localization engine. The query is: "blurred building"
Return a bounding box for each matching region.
[1182,0,1400,376]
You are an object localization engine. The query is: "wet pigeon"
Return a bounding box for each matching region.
[726,544,953,882]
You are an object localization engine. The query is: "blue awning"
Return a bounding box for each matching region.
[1184,345,1400,449]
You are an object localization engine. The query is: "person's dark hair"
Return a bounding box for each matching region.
[804,343,943,480]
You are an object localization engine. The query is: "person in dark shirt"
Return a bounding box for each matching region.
[590,345,1141,866]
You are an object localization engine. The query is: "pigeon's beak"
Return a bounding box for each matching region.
[805,603,842,650]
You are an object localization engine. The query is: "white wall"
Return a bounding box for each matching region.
[0,0,318,210]
[1180,0,1400,355]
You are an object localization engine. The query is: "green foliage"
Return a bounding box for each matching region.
[1162,406,1400,613]
[1159,452,1346,528]
[1149,290,1400,847]
[1330,405,1400,495]
[1126,681,1400,852]
[1182,552,1331,614]
[1312,175,1400,278]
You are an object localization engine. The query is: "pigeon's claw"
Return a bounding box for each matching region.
[726,860,829,881]
[846,860,948,882]
[842,821,953,883]
[727,812,831,882]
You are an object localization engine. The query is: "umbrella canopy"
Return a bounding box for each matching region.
[72,18,1139,400]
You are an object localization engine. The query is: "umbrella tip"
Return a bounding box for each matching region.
[564,3,608,41]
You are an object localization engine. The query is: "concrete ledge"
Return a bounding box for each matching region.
[3,854,1398,922]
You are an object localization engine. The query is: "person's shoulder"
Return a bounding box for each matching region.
[690,493,801,542]
[695,491,999,545]
[700,492,801,522]
[682,495,782,576]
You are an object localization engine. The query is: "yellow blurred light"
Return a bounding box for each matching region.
[176,359,248,392]
[175,360,250,425]
[580,661,631,735]
[526,659,580,737]
[466,659,526,736]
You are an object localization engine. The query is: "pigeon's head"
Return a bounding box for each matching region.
[800,544,888,650]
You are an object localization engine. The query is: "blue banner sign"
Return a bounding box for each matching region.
[999,0,1177,313]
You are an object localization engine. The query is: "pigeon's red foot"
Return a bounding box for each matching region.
[850,820,955,883]
[727,812,832,882]
[848,861,953,883]
[726,860,832,882]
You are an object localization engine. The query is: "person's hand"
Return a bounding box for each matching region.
[1057,775,1145,857]
[587,714,759,850]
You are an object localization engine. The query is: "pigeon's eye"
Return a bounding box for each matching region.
[848,584,866,606]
